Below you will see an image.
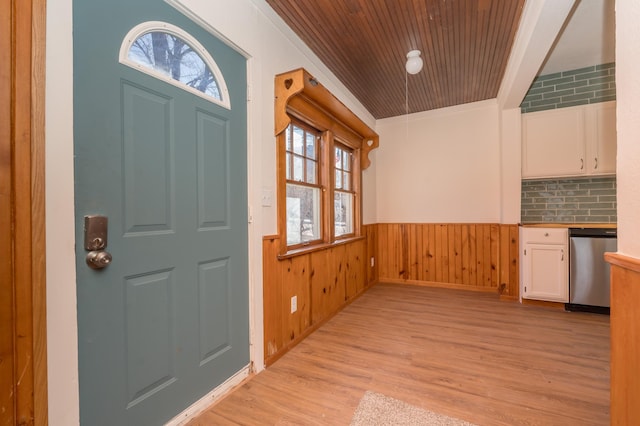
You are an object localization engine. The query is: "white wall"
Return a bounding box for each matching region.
[375,100,502,223]
[615,0,640,257]
[500,108,523,224]
[45,0,374,424]
[362,150,378,225]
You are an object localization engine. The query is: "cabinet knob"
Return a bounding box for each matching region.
[544,232,549,237]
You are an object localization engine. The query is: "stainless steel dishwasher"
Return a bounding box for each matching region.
[566,227,617,314]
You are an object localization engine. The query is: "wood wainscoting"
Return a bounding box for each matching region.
[377,223,519,299]
[263,225,378,365]
[606,253,640,425]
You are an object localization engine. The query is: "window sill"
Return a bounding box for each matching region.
[277,235,365,260]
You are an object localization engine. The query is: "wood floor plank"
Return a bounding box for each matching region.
[188,284,610,426]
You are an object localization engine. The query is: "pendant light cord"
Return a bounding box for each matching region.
[405,71,409,144]
[405,71,409,116]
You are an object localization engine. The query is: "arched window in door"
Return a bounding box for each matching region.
[119,21,230,109]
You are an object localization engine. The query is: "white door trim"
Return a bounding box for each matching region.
[164,366,251,425]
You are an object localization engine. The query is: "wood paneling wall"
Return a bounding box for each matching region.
[606,253,640,425]
[499,225,520,300]
[376,223,519,298]
[0,0,47,424]
[263,225,377,365]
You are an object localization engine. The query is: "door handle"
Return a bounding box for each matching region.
[84,215,113,270]
[595,157,598,170]
[561,249,564,262]
[86,250,113,269]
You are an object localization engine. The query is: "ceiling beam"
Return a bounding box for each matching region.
[497,0,577,109]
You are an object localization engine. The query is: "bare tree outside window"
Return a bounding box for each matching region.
[285,123,321,246]
[128,31,221,100]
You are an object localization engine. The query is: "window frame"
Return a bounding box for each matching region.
[333,140,358,240]
[274,68,378,257]
[284,120,324,249]
[277,117,362,255]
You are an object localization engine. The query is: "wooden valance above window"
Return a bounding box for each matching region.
[274,68,379,169]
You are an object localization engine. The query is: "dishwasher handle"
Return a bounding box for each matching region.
[569,228,617,238]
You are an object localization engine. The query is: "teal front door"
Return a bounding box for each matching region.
[73,1,249,425]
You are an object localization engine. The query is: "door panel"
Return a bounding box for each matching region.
[198,259,232,362]
[122,83,175,234]
[125,270,176,407]
[197,111,229,228]
[73,1,248,425]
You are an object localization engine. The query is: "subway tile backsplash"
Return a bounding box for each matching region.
[521,177,617,223]
[520,63,616,113]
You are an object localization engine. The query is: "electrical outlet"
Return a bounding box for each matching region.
[291,295,297,313]
[370,257,375,267]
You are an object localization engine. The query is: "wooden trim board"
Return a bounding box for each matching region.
[381,278,499,293]
[605,252,640,273]
[606,252,640,425]
[0,0,48,423]
[274,68,379,169]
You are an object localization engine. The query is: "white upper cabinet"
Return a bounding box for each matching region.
[522,106,585,178]
[522,101,617,179]
[585,101,617,175]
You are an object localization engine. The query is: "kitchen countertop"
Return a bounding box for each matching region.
[521,223,617,229]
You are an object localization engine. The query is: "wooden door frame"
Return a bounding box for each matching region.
[0,0,48,424]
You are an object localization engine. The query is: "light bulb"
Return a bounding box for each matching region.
[405,50,423,74]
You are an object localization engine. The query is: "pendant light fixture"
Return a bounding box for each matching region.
[405,50,424,75]
[404,49,423,147]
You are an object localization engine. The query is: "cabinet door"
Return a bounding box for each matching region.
[523,243,568,302]
[586,101,617,175]
[522,106,586,178]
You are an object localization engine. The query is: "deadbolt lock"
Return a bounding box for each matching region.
[84,215,109,250]
[84,215,112,269]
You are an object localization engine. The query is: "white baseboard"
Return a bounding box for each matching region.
[164,366,251,426]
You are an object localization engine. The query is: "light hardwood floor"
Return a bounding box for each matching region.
[188,283,610,425]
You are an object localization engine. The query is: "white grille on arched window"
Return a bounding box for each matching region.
[119,21,230,109]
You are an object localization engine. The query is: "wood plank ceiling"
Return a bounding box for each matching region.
[266,0,526,119]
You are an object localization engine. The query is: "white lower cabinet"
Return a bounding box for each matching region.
[521,227,569,302]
